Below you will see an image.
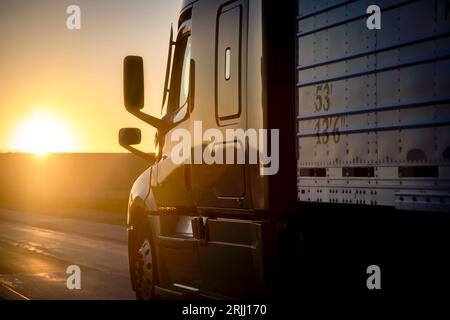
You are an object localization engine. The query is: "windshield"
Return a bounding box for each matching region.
[164,34,191,117]
[179,38,191,108]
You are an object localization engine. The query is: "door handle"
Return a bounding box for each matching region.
[192,217,208,244]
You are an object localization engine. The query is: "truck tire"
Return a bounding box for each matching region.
[131,217,158,300]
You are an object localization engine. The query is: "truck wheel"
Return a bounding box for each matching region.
[132,220,157,300]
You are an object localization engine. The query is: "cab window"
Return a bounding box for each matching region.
[165,34,191,119]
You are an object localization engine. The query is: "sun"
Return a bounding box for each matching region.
[8,111,78,156]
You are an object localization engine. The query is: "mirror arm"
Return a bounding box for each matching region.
[127,109,164,131]
[120,143,156,164]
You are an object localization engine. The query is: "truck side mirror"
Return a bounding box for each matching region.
[119,128,155,164]
[119,128,141,145]
[123,56,164,131]
[124,56,144,110]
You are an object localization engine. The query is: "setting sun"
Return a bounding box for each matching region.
[8,111,78,155]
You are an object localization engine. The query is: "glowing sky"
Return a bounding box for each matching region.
[0,0,180,153]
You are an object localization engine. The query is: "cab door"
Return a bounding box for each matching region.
[190,0,250,210]
[189,0,264,299]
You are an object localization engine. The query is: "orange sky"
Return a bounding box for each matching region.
[0,0,180,153]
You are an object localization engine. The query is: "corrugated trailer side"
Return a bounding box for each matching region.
[296,0,450,212]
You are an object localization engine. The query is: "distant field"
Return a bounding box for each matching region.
[0,153,149,225]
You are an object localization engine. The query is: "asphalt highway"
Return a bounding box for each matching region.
[0,209,135,300]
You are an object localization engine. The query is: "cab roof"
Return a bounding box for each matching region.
[181,0,198,11]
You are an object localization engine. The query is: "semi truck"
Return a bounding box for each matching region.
[119,0,450,299]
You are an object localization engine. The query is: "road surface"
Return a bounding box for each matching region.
[0,209,135,300]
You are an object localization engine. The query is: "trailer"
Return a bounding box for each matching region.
[296,0,450,212]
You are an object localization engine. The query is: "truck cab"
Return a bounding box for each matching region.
[120,0,296,299]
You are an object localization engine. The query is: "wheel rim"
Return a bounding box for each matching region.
[135,239,153,299]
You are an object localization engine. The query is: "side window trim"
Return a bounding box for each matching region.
[165,27,191,124]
